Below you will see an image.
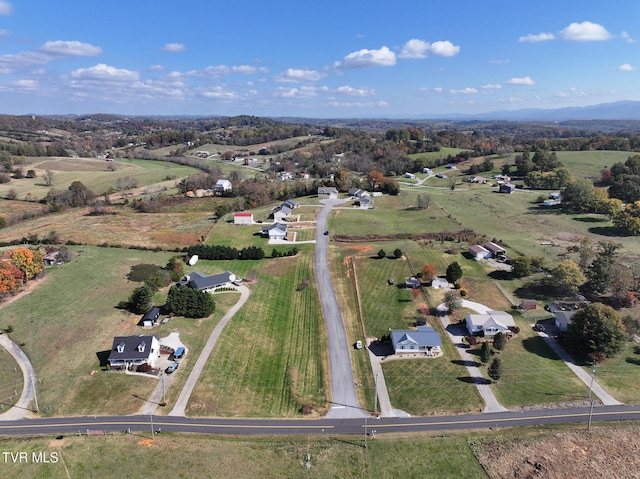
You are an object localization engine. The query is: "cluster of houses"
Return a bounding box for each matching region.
[348,188,374,209]
[468,241,507,261]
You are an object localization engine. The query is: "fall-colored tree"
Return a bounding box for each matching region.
[0,261,25,293]
[9,247,44,280]
[421,263,437,280]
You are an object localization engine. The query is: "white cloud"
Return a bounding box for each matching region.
[618,64,635,71]
[276,68,325,82]
[149,65,165,71]
[328,100,388,108]
[481,84,502,90]
[273,86,320,98]
[71,64,139,82]
[433,87,443,93]
[399,39,460,58]
[449,87,478,95]
[399,39,430,59]
[161,43,186,52]
[559,21,612,41]
[506,76,535,85]
[201,87,239,100]
[490,58,510,64]
[335,85,375,97]
[518,32,555,43]
[429,41,460,57]
[334,46,396,69]
[0,1,12,15]
[621,31,636,43]
[201,64,268,76]
[39,40,102,56]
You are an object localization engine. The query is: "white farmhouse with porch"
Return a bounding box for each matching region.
[465,311,515,336]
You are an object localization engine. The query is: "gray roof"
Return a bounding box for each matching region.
[179,271,234,290]
[262,222,288,234]
[318,187,338,195]
[274,205,292,216]
[108,335,158,363]
[283,199,299,208]
[391,326,441,348]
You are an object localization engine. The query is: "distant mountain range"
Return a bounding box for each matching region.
[426,100,640,122]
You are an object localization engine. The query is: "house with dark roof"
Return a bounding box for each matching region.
[108,335,160,370]
[178,271,237,292]
[261,222,288,240]
[282,199,300,209]
[214,179,232,194]
[357,194,373,209]
[499,183,516,194]
[391,326,442,356]
[140,306,161,328]
[405,276,421,289]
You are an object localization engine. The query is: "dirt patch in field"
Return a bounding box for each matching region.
[137,439,157,448]
[474,426,640,479]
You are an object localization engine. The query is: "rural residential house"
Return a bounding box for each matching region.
[178,271,237,292]
[214,179,232,194]
[282,199,300,209]
[233,212,254,225]
[317,186,339,198]
[405,277,421,289]
[348,188,369,198]
[357,194,373,209]
[108,335,160,370]
[468,244,490,260]
[272,204,292,221]
[554,310,577,332]
[140,306,161,328]
[261,222,288,240]
[431,277,450,289]
[391,326,442,356]
[465,311,515,336]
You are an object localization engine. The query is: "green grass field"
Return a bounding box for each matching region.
[0,431,489,479]
[187,252,328,417]
[0,157,200,200]
[0,345,22,411]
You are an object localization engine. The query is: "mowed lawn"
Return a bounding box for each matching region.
[0,246,181,416]
[187,252,329,417]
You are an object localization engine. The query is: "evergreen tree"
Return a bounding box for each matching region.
[493,332,506,351]
[488,358,502,382]
[377,249,386,259]
[128,284,154,314]
[446,261,462,283]
[480,341,491,363]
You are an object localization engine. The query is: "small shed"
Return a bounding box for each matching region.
[469,244,490,260]
[234,213,254,225]
[499,183,516,194]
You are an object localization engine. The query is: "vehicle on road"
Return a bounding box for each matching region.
[533,324,545,332]
[166,362,179,374]
[323,230,329,235]
[173,347,185,359]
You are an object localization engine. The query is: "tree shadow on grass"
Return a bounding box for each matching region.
[625,357,640,366]
[488,270,512,281]
[587,226,627,237]
[514,279,556,301]
[451,359,481,368]
[457,376,492,385]
[521,337,563,361]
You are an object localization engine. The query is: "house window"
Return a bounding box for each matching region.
[116,342,125,353]
[137,342,146,353]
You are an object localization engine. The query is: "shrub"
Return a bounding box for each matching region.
[459,289,467,297]
[465,335,478,346]
[493,332,506,351]
[454,282,462,289]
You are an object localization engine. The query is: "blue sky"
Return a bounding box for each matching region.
[0,0,638,118]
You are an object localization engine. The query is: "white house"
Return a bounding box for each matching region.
[469,244,490,260]
[431,277,450,289]
[273,204,292,221]
[391,326,442,356]
[404,172,416,179]
[465,311,515,336]
[214,179,232,193]
[555,310,577,332]
[261,222,288,240]
[108,335,160,370]
[234,212,254,225]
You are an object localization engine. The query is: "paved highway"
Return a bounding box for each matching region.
[1,405,639,437]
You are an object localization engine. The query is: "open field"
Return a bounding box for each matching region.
[0,247,253,416]
[0,430,489,479]
[187,252,329,417]
[408,147,472,161]
[0,206,213,250]
[0,157,200,200]
[584,341,640,405]
[0,345,22,411]
[555,150,637,179]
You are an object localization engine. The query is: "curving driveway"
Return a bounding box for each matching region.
[315,199,366,418]
[0,333,37,420]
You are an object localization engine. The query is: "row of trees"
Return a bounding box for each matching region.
[185,244,265,261]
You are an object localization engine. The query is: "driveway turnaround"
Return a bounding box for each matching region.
[315,199,366,418]
[0,334,37,420]
[169,285,250,417]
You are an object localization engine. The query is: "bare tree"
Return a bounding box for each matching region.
[43,170,54,187]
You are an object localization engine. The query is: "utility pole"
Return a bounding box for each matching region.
[373,372,379,417]
[150,413,154,438]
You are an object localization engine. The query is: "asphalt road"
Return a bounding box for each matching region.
[1,405,640,437]
[314,198,366,419]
